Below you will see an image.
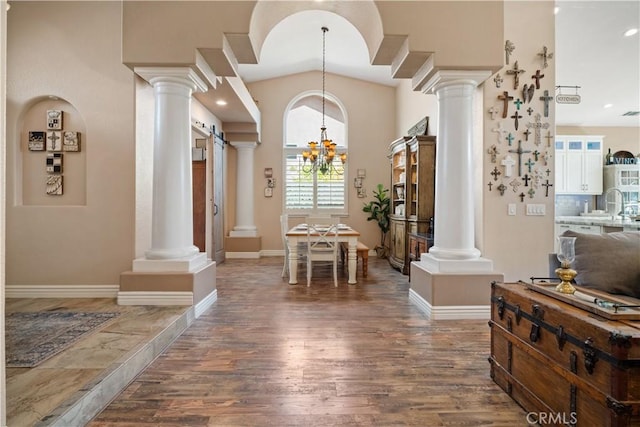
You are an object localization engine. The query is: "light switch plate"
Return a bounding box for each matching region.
[508,203,516,216]
[526,204,546,216]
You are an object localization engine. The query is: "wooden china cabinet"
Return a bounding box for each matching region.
[387,135,436,274]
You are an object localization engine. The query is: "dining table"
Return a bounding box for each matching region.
[285,224,361,285]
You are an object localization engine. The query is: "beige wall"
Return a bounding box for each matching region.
[394,79,438,138]
[557,126,640,155]
[6,2,135,285]
[247,71,396,251]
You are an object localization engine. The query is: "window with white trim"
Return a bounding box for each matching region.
[284,93,347,214]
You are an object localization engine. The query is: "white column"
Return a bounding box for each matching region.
[229,142,258,237]
[133,67,208,272]
[420,70,493,272]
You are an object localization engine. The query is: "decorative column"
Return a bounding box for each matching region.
[421,70,493,272]
[229,141,258,237]
[133,67,208,271]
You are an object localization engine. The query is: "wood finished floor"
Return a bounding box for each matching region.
[89,257,526,426]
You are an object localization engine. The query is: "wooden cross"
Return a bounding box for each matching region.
[506,61,526,89]
[528,188,536,199]
[538,45,554,69]
[508,140,531,177]
[488,181,493,191]
[487,145,500,163]
[525,158,535,173]
[542,179,554,197]
[491,166,502,181]
[505,40,515,64]
[514,98,523,110]
[488,106,500,120]
[506,132,515,146]
[523,128,531,141]
[531,70,544,89]
[491,122,507,143]
[539,90,553,117]
[501,154,516,177]
[511,111,522,130]
[527,107,534,116]
[526,113,549,146]
[532,150,540,161]
[544,131,554,147]
[497,183,507,196]
[498,91,513,118]
[494,73,503,88]
[522,174,531,187]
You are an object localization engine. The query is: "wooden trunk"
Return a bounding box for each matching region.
[489,281,640,427]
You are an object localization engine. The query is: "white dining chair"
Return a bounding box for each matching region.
[306,217,340,287]
[281,214,306,278]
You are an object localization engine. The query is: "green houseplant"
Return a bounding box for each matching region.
[362,183,391,258]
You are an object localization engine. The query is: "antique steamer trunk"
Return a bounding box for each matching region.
[489,281,640,427]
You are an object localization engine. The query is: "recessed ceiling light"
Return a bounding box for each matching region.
[624,28,638,37]
[604,104,613,109]
[554,7,560,15]
[216,100,227,106]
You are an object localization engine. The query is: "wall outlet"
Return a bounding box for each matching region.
[526,204,546,216]
[508,203,516,216]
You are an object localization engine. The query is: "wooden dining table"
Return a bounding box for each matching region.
[285,224,361,285]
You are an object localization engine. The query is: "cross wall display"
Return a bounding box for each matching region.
[487,39,554,203]
[28,109,82,195]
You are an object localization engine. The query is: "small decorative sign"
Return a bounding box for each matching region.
[407,116,429,137]
[47,110,63,130]
[556,94,581,104]
[62,131,80,152]
[28,131,46,151]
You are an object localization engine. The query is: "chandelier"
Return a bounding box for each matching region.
[302,26,347,175]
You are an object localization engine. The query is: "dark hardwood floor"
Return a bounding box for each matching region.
[89,257,526,426]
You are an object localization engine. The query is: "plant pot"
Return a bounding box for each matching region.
[375,246,388,259]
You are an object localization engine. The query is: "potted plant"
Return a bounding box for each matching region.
[362,183,391,258]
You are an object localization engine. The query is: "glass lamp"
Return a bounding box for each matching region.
[555,236,577,294]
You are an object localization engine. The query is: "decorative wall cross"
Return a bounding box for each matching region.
[526,113,549,146]
[506,61,526,89]
[508,140,532,177]
[519,192,526,202]
[487,145,500,163]
[540,151,549,166]
[542,179,554,197]
[528,188,536,199]
[46,131,61,151]
[505,40,515,64]
[525,158,535,173]
[488,105,500,120]
[491,166,502,181]
[511,111,522,130]
[522,84,534,104]
[537,45,554,69]
[497,183,507,196]
[501,154,516,177]
[506,132,515,146]
[523,128,531,141]
[494,73,503,88]
[531,70,544,89]
[487,182,493,191]
[509,178,522,193]
[532,169,543,188]
[498,91,513,118]
[532,150,540,161]
[514,98,523,110]
[539,90,553,117]
[491,122,508,143]
[526,107,534,116]
[522,174,531,187]
[545,131,554,147]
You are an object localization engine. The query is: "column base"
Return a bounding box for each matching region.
[419,253,493,273]
[225,236,261,258]
[409,260,503,320]
[132,252,207,273]
[229,229,258,237]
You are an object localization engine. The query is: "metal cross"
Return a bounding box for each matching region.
[487,182,493,191]
[511,111,522,130]
[523,129,531,141]
[542,179,554,197]
[531,70,544,89]
[501,155,516,177]
[487,145,500,163]
[508,140,532,177]
[488,105,500,120]
[546,169,551,177]
[510,178,522,193]
[505,40,515,64]
[527,107,534,116]
[519,192,526,202]
[539,90,553,117]
[491,121,507,143]
[498,91,513,118]
[497,183,507,196]
[522,174,531,187]
[532,150,540,161]
[544,131,554,147]
[494,73,503,88]
[514,98,523,110]
[506,133,515,146]
[528,188,536,199]
[525,158,535,173]
[491,166,502,181]
[538,45,554,69]
[506,61,526,89]
[526,113,549,146]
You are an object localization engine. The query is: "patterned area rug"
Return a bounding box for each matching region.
[6,311,120,367]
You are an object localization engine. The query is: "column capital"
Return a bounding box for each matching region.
[134,66,208,93]
[229,141,258,150]
[420,69,492,95]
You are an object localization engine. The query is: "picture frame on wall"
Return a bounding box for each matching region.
[62,131,80,152]
[46,175,63,195]
[47,109,63,130]
[46,153,63,173]
[28,131,46,151]
[46,131,62,151]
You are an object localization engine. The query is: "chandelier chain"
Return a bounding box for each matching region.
[322,26,327,129]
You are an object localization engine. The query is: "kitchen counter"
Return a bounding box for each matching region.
[555,216,640,230]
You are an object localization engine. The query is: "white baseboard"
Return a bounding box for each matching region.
[408,289,490,320]
[260,250,284,257]
[6,284,119,299]
[117,291,193,306]
[195,289,217,317]
[225,252,261,259]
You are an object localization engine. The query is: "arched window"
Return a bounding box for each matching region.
[284,91,347,214]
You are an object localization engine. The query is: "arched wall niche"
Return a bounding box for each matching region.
[19,96,87,206]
